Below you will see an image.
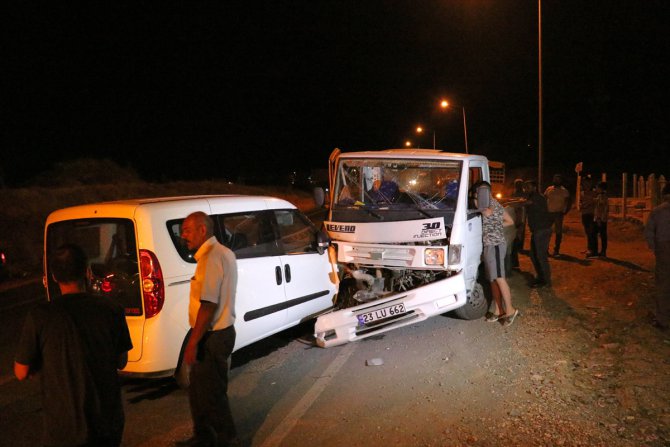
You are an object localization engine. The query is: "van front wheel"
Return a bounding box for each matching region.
[454,283,487,320]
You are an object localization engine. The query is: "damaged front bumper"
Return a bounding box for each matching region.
[314,272,467,348]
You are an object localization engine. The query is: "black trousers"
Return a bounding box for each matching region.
[582,213,596,253]
[188,325,237,443]
[592,221,608,255]
[549,212,565,253]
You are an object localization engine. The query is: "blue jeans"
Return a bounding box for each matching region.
[530,227,552,284]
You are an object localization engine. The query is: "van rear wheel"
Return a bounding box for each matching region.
[454,282,487,320]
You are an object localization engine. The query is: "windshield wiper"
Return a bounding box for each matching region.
[362,207,383,220]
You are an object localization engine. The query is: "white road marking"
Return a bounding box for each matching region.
[258,342,357,447]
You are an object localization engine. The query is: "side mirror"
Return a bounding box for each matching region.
[313,187,326,208]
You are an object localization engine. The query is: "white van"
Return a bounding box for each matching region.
[44,195,338,377]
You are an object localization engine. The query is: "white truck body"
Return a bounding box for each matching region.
[314,149,492,347]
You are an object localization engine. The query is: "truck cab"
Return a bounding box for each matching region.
[314,148,490,347]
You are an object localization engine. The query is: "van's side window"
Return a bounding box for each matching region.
[274,210,318,254]
[216,211,281,259]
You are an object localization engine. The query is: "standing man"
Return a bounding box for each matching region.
[544,174,572,257]
[15,244,132,446]
[524,180,553,288]
[178,211,238,447]
[644,184,670,331]
[509,178,527,270]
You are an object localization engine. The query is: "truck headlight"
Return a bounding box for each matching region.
[425,248,445,265]
[448,244,462,265]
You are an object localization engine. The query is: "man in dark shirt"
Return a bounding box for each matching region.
[524,180,553,288]
[15,244,132,446]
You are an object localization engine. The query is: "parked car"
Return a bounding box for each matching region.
[44,195,338,377]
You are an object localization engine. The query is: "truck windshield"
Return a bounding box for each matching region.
[333,158,463,211]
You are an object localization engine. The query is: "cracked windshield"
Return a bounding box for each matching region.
[334,158,463,210]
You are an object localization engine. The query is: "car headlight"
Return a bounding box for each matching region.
[425,248,445,266]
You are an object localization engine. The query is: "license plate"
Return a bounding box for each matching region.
[357,303,406,325]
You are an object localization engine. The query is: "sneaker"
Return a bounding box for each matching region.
[502,309,519,327]
[585,252,598,259]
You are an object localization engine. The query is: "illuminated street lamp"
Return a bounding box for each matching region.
[405,140,412,147]
[440,100,469,154]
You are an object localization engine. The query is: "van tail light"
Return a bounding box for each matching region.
[139,249,164,318]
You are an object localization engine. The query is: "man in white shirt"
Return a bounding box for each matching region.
[178,212,238,447]
[544,174,572,257]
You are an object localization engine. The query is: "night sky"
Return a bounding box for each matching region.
[4,1,669,186]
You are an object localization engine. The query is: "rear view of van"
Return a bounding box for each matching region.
[44,195,338,377]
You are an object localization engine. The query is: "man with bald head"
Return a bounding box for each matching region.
[177,211,238,447]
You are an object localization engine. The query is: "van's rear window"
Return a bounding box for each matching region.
[46,218,143,316]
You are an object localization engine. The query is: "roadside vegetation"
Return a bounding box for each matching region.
[0,159,316,277]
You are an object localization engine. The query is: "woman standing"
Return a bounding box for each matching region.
[474,181,519,327]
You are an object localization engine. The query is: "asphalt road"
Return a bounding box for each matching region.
[0,206,500,446]
[0,271,500,447]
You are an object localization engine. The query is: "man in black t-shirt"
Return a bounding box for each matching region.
[15,244,132,447]
[523,180,553,288]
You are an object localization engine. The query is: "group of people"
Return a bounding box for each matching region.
[15,211,238,447]
[477,172,669,338]
[474,173,609,329]
[522,173,610,288]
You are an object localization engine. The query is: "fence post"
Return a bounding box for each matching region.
[633,173,638,197]
[638,175,646,199]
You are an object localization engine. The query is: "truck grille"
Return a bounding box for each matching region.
[344,246,416,267]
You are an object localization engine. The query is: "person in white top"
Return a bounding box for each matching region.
[543,174,572,257]
[178,211,238,447]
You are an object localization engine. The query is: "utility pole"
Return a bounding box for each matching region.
[538,0,544,189]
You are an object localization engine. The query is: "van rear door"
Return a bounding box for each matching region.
[45,218,144,361]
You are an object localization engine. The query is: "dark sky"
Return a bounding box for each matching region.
[4,1,669,186]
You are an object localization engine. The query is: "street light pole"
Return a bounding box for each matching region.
[461,106,469,154]
[538,0,544,189]
[417,125,437,149]
[440,100,469,153]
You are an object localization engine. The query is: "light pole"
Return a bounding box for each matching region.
[441,100,469,154]
[538,0,544,189]
[415,125,436,149]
